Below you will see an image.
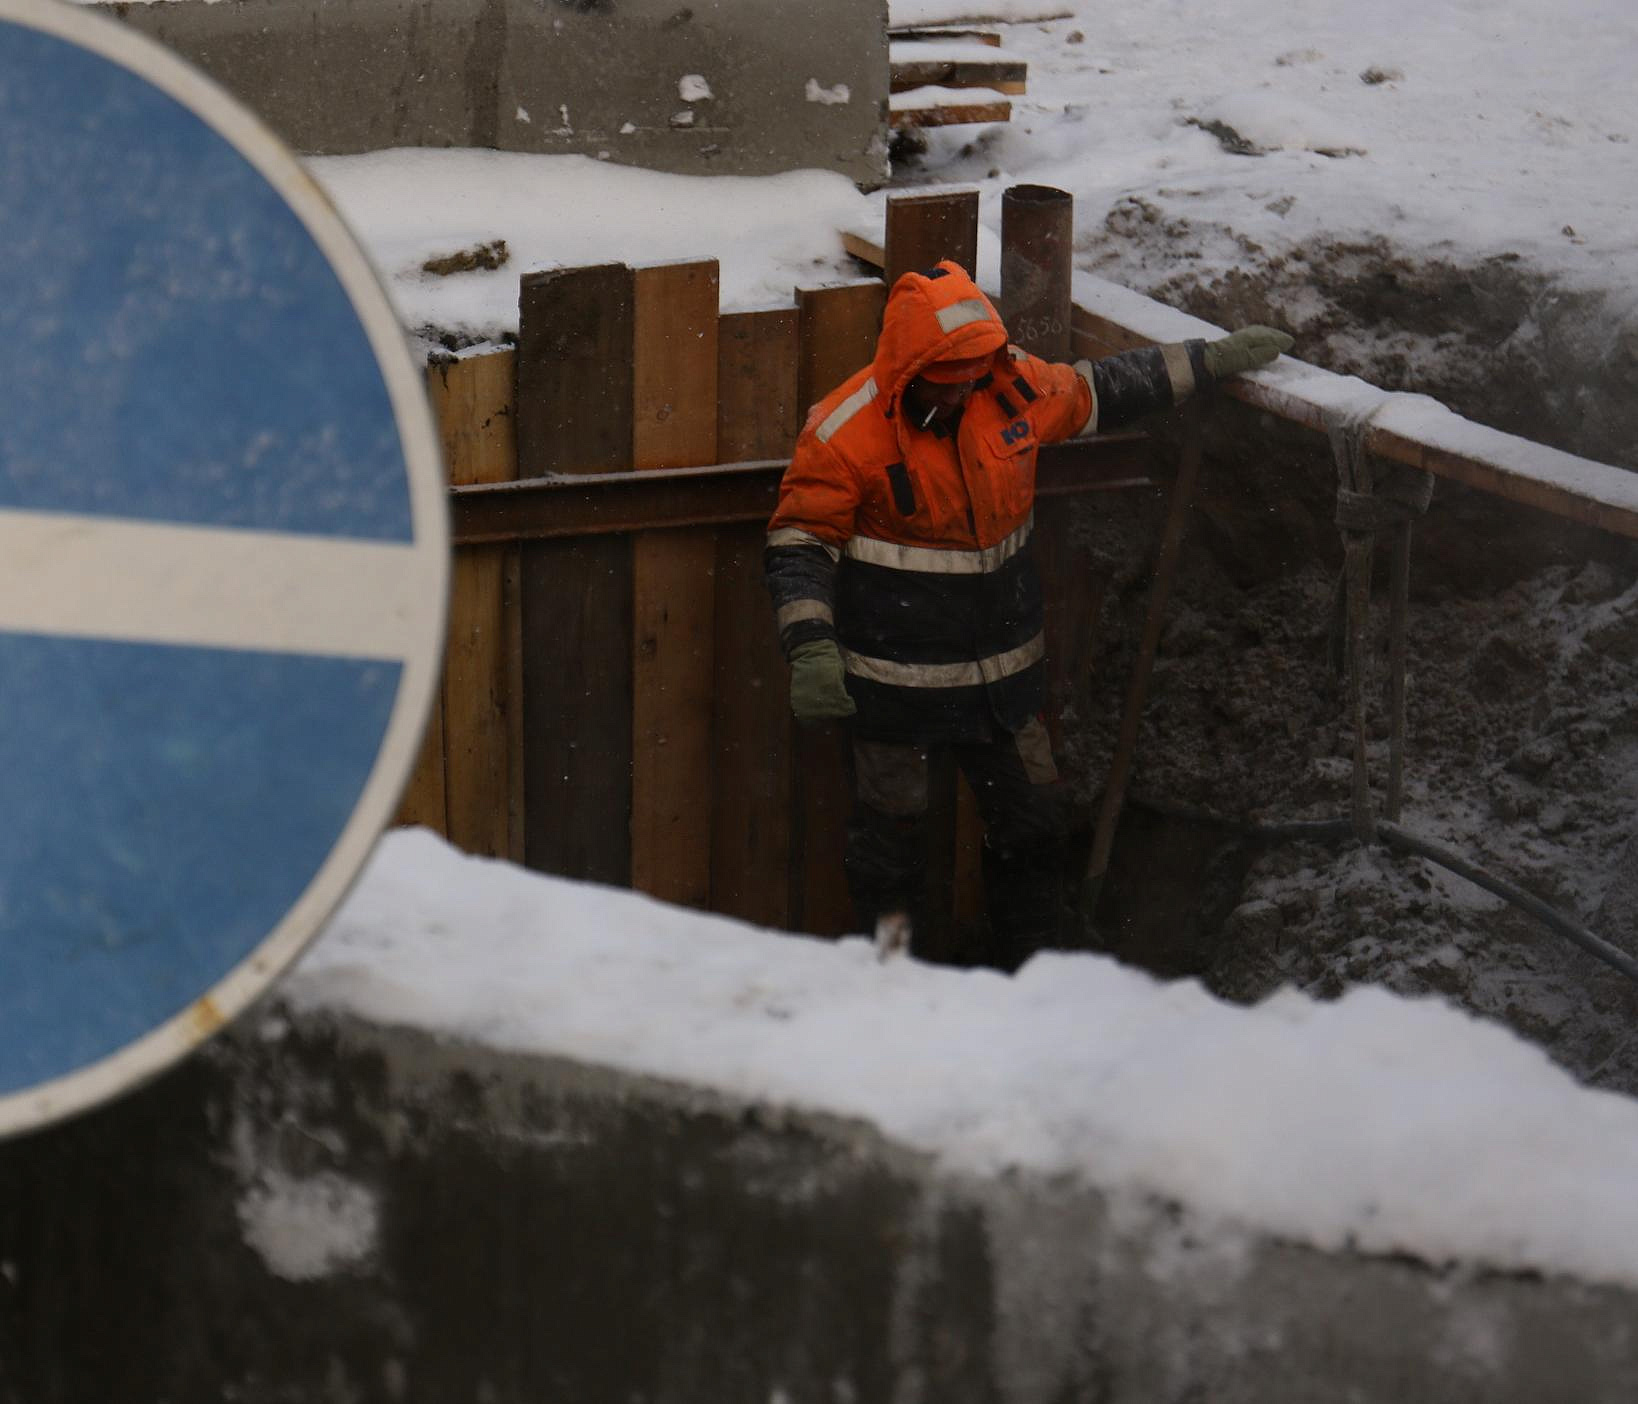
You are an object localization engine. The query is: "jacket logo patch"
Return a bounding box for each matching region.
[1000,419,1031,447]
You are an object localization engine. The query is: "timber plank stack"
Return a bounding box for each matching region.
[889,27,1024,131]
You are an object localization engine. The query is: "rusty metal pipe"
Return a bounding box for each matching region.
[1001,184,1073,362]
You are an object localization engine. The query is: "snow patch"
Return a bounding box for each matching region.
[237,1169,379,1282]
[678,74,712,103]
[805,79,852,106]
[290,829,1638,1290]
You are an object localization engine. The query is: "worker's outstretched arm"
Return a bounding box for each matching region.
[1080,325,1292,433]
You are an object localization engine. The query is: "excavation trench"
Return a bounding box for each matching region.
[1070,241,1638,1096]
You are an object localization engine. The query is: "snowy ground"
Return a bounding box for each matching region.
[294,0,1638,1283]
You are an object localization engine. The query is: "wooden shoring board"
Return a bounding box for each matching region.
[890,59,1027,95]
[517,262,637,885]
[891,98,1013,130]
[717,308,801,463]
[430,349,523,861]
[448,435,1155,545]
[394,686,447,833]
[1070,303,1638,542]
[712,308,801,927]
[887,26,1003,46]
[795,279,884,415]
[792,280,885,935]
[885,189,980,287]
[630,260,721,908]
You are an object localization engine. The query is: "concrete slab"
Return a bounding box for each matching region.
[2,1002,1637,1402]
[94,0,890,186]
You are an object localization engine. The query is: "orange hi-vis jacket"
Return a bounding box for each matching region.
[766,261,1206,742]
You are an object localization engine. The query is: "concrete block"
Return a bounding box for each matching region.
[95,0,890,186]
[3,1002,1638,1402]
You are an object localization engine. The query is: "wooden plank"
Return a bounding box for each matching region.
[793,726,855,936]
[517,263,636,884]
[1071,303,1638,542]
[630,260,720,907]
[521,537,634,885]
[517,263,633,479]
[891,57,1027,95]
[841,228,886,270]
[795,280,885,414]
[450,436,1155,544]
[891,97,1013,130]
[393,684,447,834]
[886,189,980,286]
[717,308,800,463]
[888,26,1003,46]
[710,525,795,928]
[430,350,519,860]
[711,307,802,927]
[791,282,884,936]
[633,259,720,471]
[631,531,716,905]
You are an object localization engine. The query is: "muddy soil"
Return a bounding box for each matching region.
[1064,230,1638,1097]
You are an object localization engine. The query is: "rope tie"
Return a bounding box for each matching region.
[1326,399,1434,842]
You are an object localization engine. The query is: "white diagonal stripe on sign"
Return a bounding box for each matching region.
[0,510,430,660]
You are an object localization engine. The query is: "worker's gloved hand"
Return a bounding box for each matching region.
[788,639,857,723]
[1203,326,1293,379]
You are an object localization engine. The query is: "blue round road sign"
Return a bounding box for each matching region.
[0,0,447,1134]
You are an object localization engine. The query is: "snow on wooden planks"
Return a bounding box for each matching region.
[889,26,1023,129]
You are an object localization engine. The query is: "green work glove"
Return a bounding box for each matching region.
[1202,325,1293,379]
[788,639,857,723]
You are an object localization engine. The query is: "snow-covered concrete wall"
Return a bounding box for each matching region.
[6,827,1638,1401]
[96,0,889,186]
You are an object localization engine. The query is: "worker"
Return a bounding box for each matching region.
[765,259,1290,968]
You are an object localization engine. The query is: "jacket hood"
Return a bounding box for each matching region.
[872,260,1009,415]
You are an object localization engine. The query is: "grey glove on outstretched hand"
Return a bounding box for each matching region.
[788,639,857,723]
[1202,325,1293,379]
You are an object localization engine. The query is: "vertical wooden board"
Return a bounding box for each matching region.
[717,308,800,462]
[631,530,717,905]
[709,525,794,929]
[796,280,886,416]
[430,351,519,860]
[711,309,800,926]
[521,536,635,885]
[633,259,719,470]
[443,550,512,857]
[630,260,719,906]
[517,263,634,478]
[795,727,856,936]
[393,685,447,834]
[885,189,981,286]
[517,265,636,883]
[503,550,526,866]
[432,348,518,486]
[789,281,884,936]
